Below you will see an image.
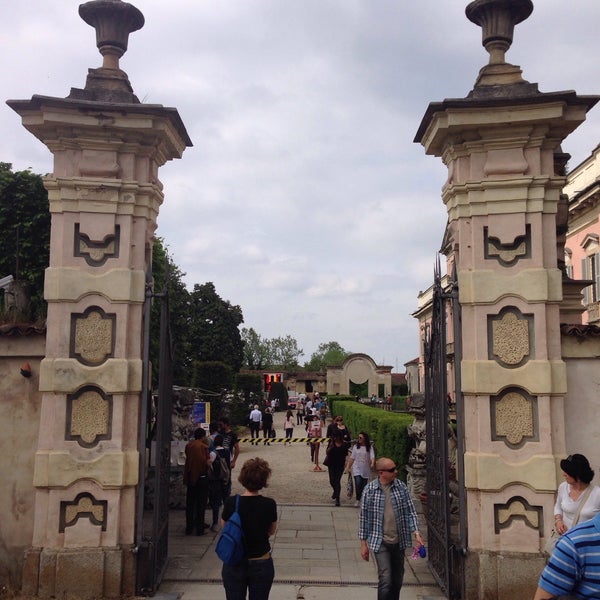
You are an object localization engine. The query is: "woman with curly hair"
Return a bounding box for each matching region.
[220,457,278,600]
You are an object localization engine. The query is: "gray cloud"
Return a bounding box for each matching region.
[2,1,599,369]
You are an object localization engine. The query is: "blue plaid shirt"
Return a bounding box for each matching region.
[359,477,419,552]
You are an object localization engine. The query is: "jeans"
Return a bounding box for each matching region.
[249,422,260,438]
[222,556,274,600]
[354,475,368,501]
[373,542,405,600]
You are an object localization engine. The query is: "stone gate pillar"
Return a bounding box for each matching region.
[415,2,598,598]
[7,1,191,597]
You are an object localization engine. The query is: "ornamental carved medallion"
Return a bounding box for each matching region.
[66,386,112,448]
[488,307,533,368]
[491,387,538,448]
[70,306,115,366]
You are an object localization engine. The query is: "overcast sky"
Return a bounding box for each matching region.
[2,1,600,371]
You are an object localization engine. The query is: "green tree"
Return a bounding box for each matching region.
[305,341,350,371]
[188,282,244,372]
[0,163,50,322]
[270,335,303,369]
[235,372,263,403]
[241,329,303,370]
[150,239,191,386]
[241,327,270,369]
[191,360,234,393]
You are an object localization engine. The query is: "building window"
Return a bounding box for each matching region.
[581,252,600,305]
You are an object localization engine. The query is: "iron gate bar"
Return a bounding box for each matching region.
[424,258,450,597]
[135,267,154,595]
[135,265,173,595]
[423,257,465,600]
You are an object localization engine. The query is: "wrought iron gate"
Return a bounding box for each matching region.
[135,266,173,595]
[423,260,466,599]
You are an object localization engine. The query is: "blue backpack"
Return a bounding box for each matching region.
[215,494,245,565]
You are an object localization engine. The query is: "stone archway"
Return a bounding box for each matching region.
[326,353,392,399]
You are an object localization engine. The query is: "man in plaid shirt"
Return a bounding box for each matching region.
[359,457,424,600]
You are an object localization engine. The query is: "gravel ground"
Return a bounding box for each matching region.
[230,410,357,506]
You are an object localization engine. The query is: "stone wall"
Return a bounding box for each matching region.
[0,327,45,589]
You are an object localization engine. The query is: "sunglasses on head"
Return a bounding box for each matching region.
[379,467,397,473]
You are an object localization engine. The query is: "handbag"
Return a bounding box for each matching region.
[545,484,594,555]
[544,529,559,555]
[346,473,354,499]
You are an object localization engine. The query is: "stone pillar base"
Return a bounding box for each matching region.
[22,545,136,599]
[464,550,546,600]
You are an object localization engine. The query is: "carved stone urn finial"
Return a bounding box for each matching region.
[466,0,533,65]
[79,0,145,71]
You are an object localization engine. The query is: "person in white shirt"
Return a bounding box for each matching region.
[346,431,376,507]
[248,405,262,439]
[553,453,600,534]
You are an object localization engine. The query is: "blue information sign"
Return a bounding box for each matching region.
[192,401,210,425]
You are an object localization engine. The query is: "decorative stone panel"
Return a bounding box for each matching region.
[488,306,534,368]
[490,387,538,448]
[484,224,531,266]
[71,306,115,366]
[66,386,112,447]
[59,492,107,532]
[74,223,120,266]
[494,496,543,535]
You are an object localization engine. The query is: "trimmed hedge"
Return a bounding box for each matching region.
[329,397,413,481]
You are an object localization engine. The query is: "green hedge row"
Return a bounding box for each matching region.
[329,396,413,481]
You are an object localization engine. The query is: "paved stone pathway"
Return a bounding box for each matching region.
[159,409,444,599]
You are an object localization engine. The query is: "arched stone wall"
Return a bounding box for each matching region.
[326,353,392,398]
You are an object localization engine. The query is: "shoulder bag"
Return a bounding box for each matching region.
[215,494,245,565]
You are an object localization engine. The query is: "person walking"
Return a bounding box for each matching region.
[284,410,294,446]
[325,431,348,506]
[219,417,240,498]
[305,409,323,470]
[248,405,262,439]
[220,457,278,600]
[326,416,352,449]
[359,457,424,600]
[183,427,211,536]
[296,398,305,425]
[207,433,229,532]
[262,407,274,442]
[346,431,375,506]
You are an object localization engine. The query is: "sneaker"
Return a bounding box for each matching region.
[210,524,219,533]
[354,500,359,507]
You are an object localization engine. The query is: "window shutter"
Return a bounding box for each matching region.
[594,253,600,303]
[582,258,590,305]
